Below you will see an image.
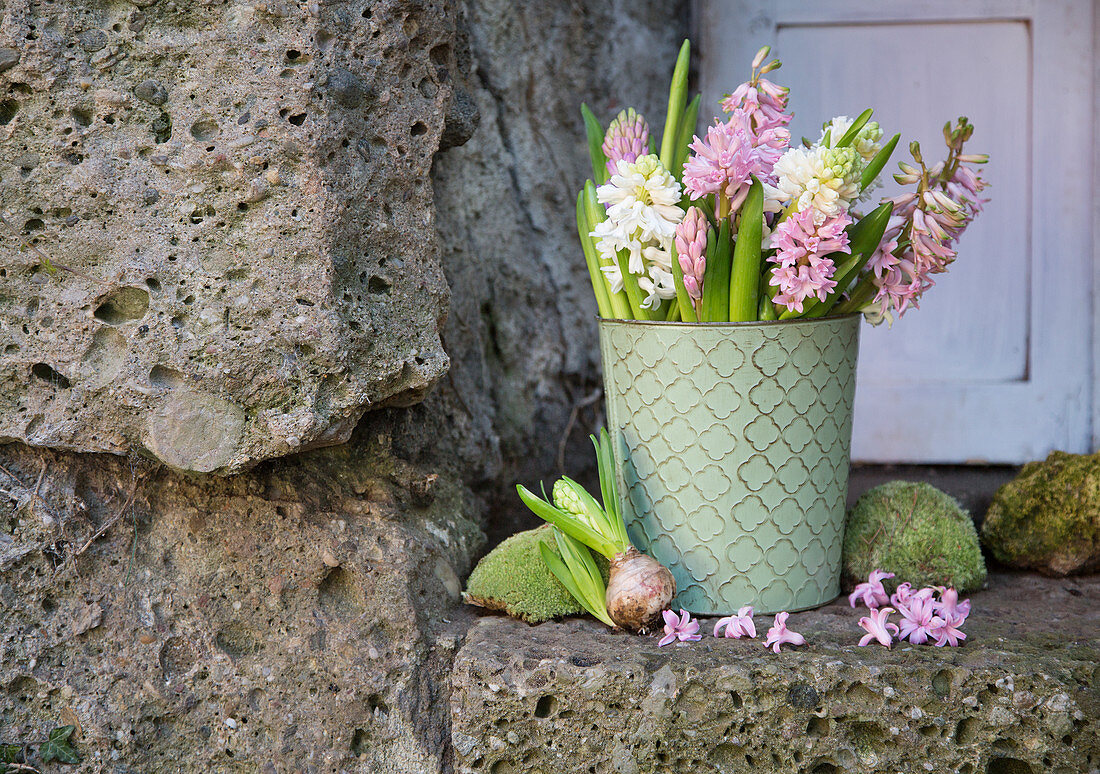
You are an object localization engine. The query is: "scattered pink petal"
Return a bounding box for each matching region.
[858,606,899,648]
[714,606,757,639]
[889,582,913,608]
[848,569,895,609]
[764,611,806,653]
[933,587,971,623]
[658,608,702,646]
[929,614,967,647]
[896,591,938,645]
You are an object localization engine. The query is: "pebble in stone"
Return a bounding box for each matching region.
[79,30,109,53]
[0,47,19,73]
[327,67,368,109]
[134,79,168,105]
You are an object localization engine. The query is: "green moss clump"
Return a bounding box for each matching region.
[843,481,986,593]
[982,451,1100,576]
[463,525,609,624]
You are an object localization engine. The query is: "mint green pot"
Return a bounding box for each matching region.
[598,315,860,616]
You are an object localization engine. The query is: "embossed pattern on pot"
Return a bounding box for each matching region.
[599,316,860,615]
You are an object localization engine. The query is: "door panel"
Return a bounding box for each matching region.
[697,0,1094,462]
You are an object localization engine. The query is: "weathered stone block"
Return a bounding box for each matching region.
[0,0,458,473]
[451,573,1100,774]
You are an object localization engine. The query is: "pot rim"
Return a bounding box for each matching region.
[596,312,861,330]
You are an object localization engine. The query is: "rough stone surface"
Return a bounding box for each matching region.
[0,0,689,770]
[0,421,482,773]
[0,0,456,473]
[451,573,1100,774]
[983,450,1100,576]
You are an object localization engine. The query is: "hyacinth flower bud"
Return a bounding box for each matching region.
[674,206,709,307]
[751,45,770,70]
[552,479,603,531]
[602,108,650,176]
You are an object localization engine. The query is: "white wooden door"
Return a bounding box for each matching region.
[697,0,1096,463]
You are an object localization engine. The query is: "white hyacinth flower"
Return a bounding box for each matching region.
[774,145,863,223]
[591,155,685,312]
[820,115,884,162]
[638,264,677,309]
[592,156,685,278]
[596,155,684,243]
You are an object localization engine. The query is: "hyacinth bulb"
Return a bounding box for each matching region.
[605,547,676,631]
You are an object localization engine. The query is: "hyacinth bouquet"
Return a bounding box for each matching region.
[581,41,990,616]
[577,41,989,326]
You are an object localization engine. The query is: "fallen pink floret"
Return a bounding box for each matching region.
[889,582,913,608]
[764,611,805,653]
[933,587,971,623]
[897,592,938,645]
[714,606,756,639]
[857,606,899,648]
[658,608,702,646]
[929,614,967,647]
[848,569,895,609]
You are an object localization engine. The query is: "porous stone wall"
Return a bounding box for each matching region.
[0,0,688,770]
[0,0,457,474]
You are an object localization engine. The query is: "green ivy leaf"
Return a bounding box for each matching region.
[39,726,80,765]
[0,744,23,764]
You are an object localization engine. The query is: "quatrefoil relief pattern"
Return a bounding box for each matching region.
[599,316,860,616]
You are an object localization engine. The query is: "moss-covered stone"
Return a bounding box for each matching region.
[463,526,609,623]
[982,450,1100,576]
[843,481,986,592]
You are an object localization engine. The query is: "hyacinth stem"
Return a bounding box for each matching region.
[576,189,613,318]
[616,249,651,320]
[758,272,778,320]
[671,94,701,179]
[832,275,877,315]
[665,300,681,321]
[728,177,763,322]
[669,241,697,323]
[582,182,632,319]
[700,217,731,322]
[861,133,900,192]
[659,39,691,170]
[581,104,609,185]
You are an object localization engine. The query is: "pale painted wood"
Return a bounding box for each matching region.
[697,0,1095,463]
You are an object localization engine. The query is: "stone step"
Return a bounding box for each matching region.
[450,572,1100,774]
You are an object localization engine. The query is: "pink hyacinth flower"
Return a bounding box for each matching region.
[763,611,806,653]
[682,110,787,209]
[767,208,850,313]
[720,77,791,134]
[929,614,967,647]
[858,606,899,648]
[658,608,702,646]
[714,606,756,639]
[602,108,650,176]
[933,587,971,623]
[896,590,938,645]
[848,569,895,609]
[674,206,709,309]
